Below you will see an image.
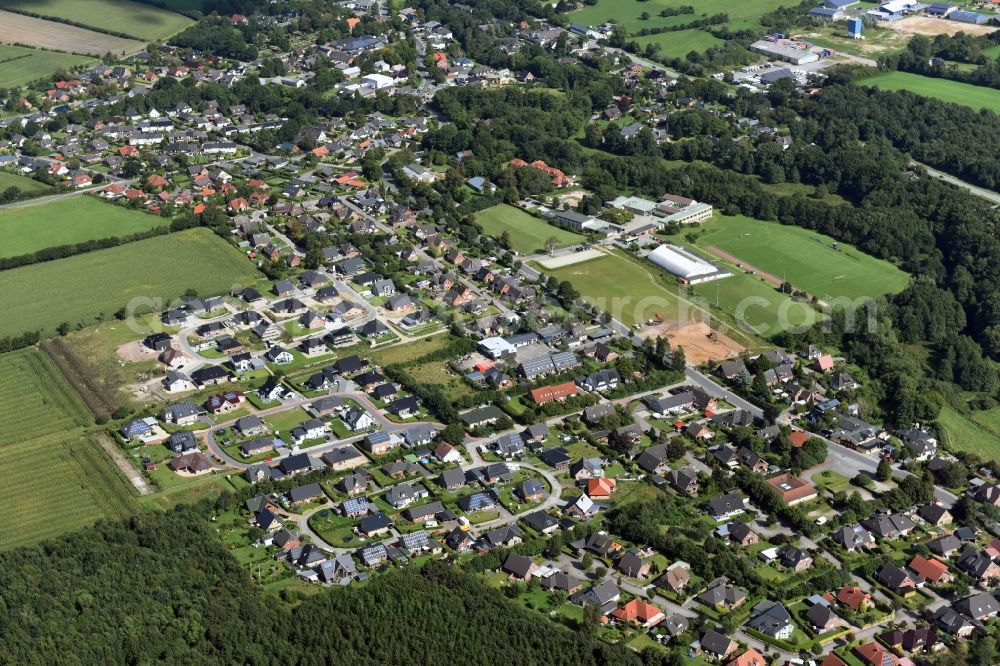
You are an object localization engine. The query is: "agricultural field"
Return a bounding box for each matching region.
[859,71,1000,113]
[0,169,53,196]
[0,432,139,551]
[540,250,688,326]
[0,197,169,258]
[0,348,91,448]
[0,43,93,86]
[0,0,193,41]
[937,405,1000,461]
[474,204,584,255]
[567,0,792,35]
[689,215,910,302]
[0,228,261,338]
[0,10,144,56]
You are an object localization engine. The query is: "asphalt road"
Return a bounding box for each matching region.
[912,160,1000,205]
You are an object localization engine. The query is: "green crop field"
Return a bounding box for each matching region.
[0,228,261,338]
[0,44,94,87]
[859,71,1000,113]
[0,348,91,447]
[0,197,169,258]
[474,204,584,254]
[938,405,1000,462]
[0,0,193,41]
[0,433,139,551]
[691,215,909,302]
[540,250,688,326]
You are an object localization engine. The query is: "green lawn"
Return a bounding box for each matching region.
[475,204,584,255]
[0,228,261,338]
[938,405,1000,461]
[633,29,725,59]
[0,44,95,87]
[0,0,193,40]
[970,407,1000,439]
[0,197,169,258]
[690,214,910,302]
[539,250,688,326]
[0,170,53,196]
[859,71,1000,113]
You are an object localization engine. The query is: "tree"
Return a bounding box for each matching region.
[441,423,466,445]
[582,553,594,570]
[544,236,560,254]
[876,457,892,482]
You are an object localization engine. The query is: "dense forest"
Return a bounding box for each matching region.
[0,507,645,666]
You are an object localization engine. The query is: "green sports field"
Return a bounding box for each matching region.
[690,269,822,338]
[859,71,1000,113]
[475,204,584,254]
[0,197,168,258]
[0,0,193,41]
[0,228,261,338]
[540,250,686,326]
[0,44,94,88]
[692,215,910,302]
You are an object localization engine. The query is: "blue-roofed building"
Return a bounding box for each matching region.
[466,176,492,194]
[459,491,499,513]
[120,418,153,440]
[809,6,842,18]
[926,2,956,15]
[950,9,988,23]
[341,497,373,517]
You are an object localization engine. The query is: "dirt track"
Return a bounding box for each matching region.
[0,10,144,56]
[704,244,784,287]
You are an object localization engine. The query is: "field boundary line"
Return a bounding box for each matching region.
[92,432,153,496]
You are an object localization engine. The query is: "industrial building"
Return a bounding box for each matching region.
[866,0,922,21]
[925,2,957,16]
[749,40,820,65]
[808,0,859,20]
[647,244,731,285]
[949,9,988,23]
[761,68,796,85]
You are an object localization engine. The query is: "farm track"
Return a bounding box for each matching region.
[93,432,153,496]
[41,338,117,419]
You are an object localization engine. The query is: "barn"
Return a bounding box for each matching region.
[950,9,989,23]
[647,245,731,285]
